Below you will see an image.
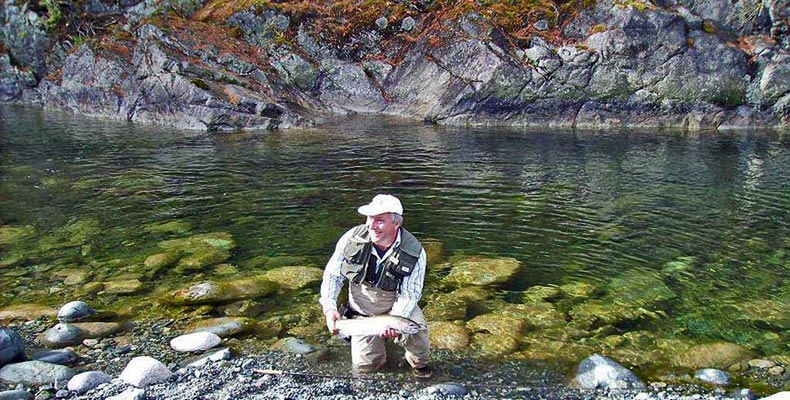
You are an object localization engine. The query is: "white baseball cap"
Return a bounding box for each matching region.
[357,194,403,216]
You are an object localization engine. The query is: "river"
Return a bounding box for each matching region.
[1,104,788,374]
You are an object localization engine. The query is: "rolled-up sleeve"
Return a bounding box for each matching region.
[389,248,427,319]
[319,228,353,315]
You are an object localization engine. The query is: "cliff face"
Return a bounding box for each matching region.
[1,0,788,130]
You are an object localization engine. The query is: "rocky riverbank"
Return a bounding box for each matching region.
[1,299,789,400]
[1,0,789,131]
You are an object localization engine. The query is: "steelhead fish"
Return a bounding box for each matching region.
[335,315,427,338]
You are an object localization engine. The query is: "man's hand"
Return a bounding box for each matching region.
[380,328,399,339]
[325,310,340,335]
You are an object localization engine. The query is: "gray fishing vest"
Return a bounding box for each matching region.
[340,224,422,292]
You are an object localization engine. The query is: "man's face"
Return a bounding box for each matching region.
[366,213,400,246]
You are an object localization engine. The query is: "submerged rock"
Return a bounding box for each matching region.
[263,266,323,290]
[187,317,257,337]
[428,321,470,350]
[442,256,521,287]
[162,276,279,305]
[470,333,519,358]
[0,225,36,245]
[466,313,528,338]
[0,304,57,323]
[671,342,756,369]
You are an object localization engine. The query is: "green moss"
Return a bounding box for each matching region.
[589,24,607,34]
[192,78,211,91]
[702,20,716,34]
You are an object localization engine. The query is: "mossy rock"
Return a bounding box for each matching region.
[423,292,469,322]
[466,313,528,338]
[72,322,123,339]
[422,239,445,265]
[240,255,270,269]
[0,304,57,323]
[144,252,182,270]
[103,279,144,295]
[568,300,661,330]
[187,317,257,337]
[559,281,600,299]
[523,285,562,303]
[144,220,193,234]
[737,299,790,330]
[670,342,756,369]
[38,219,100,250]
[496,302,566,330]
[62,270,92,285]
[265,256,315,269]
[443,256,521,287]
[158,232,235,252]
[0,225,36,245]
[606,270,676,306]
[516,339,595,364]
[213,264,239,276]
[163,276,279,305]
[429,321,470,350]
[176,247,231,272]
[470,333,519,358]
[263,266,323,290]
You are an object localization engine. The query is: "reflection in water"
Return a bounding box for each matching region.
[1,105,789,370]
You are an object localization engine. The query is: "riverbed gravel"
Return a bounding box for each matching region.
[2,316,785,399]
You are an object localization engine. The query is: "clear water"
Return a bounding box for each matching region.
[1,105,789,367]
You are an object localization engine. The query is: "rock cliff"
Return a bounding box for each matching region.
[1,0,788,130]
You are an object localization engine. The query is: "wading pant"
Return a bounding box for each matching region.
[349,283,431,373]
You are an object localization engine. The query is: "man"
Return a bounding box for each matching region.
[319,194,432,377]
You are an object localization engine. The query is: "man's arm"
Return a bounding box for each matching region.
[319,228,354,334]
[389,248,427,319]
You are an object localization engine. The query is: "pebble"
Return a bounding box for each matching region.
[67,371,112,394]
[170,332,221,352]
[0,389,32,400]
[119,356,173,387]
[183,347,232,368]
[694,368,731,385]
[0,361,75,386]
[0,329,26,367]
[769,366,786,375]
[39,324,85,348]
[424,382,468,396]
[747,359,776,369]
[106,388,145,400]
[56,301,95,323]
[31,349,78,366]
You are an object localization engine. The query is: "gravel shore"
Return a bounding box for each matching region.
[2,316,785,400]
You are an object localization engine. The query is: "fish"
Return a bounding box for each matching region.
[334,315,427,338]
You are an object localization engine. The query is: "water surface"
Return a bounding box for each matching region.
[1,105,788,369]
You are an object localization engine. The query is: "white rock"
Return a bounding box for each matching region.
[106,388,146,400]
[186,347,232,368]
[67,371,111,394]
[761,392,790,400]
[119,356,173,387]
[169,332,221,352]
